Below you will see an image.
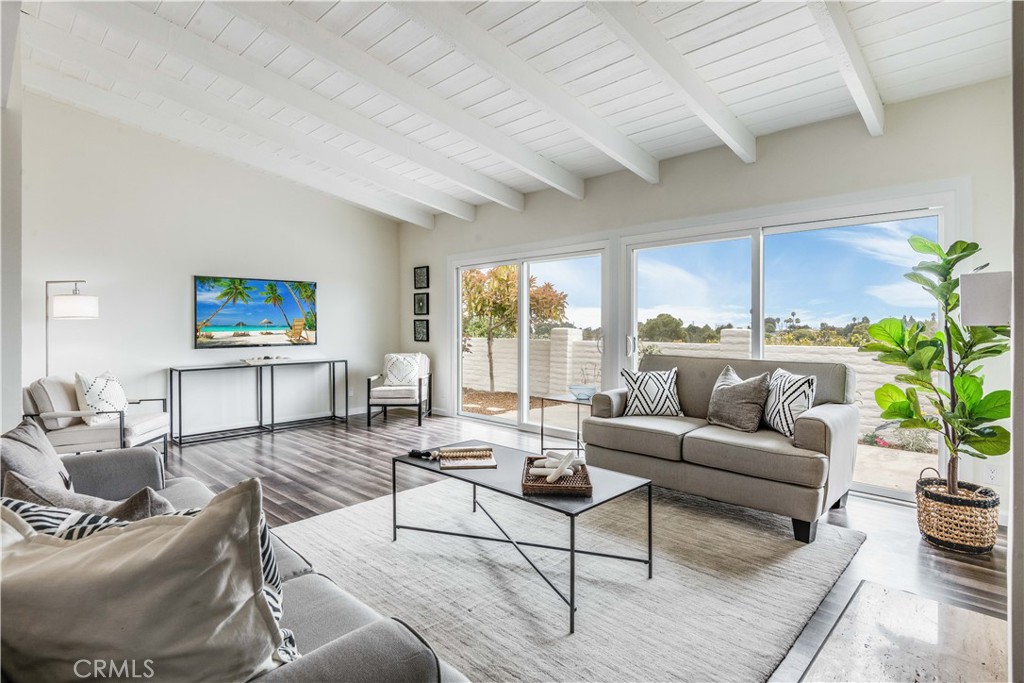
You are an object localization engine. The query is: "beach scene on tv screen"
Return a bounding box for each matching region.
[195,277,316,348]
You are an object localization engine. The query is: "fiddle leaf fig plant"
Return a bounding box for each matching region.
[860,236,1011,496]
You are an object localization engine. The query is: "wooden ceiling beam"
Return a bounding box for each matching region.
[585,2,757,164]
[22,62,436,228]
[23,15,475,222]
[808,1,885,136]
[393,1,660,184]
[229,2,585,200]
[75,2,525,210]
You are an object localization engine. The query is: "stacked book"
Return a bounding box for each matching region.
[436,446,496,470]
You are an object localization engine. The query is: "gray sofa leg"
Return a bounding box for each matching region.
[792,519,818,544]
[830,492,849,510]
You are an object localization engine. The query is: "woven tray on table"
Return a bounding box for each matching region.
[521,456,593,497]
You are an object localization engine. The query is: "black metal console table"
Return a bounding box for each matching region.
[169,359,348,446]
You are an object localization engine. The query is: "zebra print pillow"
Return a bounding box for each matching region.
[1,490,299,662]
[764,369,817,438]
[621,368,681,416]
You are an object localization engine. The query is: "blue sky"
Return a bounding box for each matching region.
[523,216,939,330]
[195,279,314,327]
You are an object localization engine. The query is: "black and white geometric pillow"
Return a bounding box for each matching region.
[764,369,816,437]
[383,354,420,386]
[621,368,681,417]
[0,495,299,662]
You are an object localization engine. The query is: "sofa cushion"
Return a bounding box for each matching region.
[273,535,314,583]
[280,573,382,652]
[1,420,72,492]
[28,377,81,429]
[638,355,854,418]
[583,415,706,462]
[683,425,829,488]
[158,477,216,510]
[2,471,173,520]
[370,385,418,400]
[706,366,770,433]
[621,368,681,416]
[45,412,168,450]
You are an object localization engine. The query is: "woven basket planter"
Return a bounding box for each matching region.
[916,474,1000,555]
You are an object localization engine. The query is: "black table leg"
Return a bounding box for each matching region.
[648,484,653,579]
[570,515,576,634]
[392,459,397,542]
[472,484,477,512]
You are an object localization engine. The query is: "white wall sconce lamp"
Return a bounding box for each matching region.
[45,280,99,375]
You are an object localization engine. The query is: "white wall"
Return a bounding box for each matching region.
[22,92,400,433]
[399,78,1013,491]
[0,12,22,431]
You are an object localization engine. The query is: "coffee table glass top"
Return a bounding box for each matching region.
[393,440,650,516]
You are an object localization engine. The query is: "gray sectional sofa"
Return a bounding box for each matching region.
[2,445,466,683]
[583,355,859,543]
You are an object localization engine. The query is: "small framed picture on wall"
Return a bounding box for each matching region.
[413,319,429,342]
[413,293,429,316]
[413,265,429,290]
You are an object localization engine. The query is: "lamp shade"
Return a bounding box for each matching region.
[51,294,99,319]
[960,272,1012,326]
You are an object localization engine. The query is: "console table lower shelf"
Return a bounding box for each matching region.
[391,441,652,634]
[169,359,349,446]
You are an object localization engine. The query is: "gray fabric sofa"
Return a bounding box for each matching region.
[582,355,859,543]
[6,447,467,683]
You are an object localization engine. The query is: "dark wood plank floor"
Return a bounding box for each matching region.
[165,411,1007,682]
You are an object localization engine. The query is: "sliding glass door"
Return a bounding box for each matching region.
[763,215,941,496]
[457,251,603,434]
[631,234,754,367]
[459,263,520,425]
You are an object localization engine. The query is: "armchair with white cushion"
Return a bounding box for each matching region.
[22,375,170,460]
[367,353,432,428]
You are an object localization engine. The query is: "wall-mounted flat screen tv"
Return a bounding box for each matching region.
[194,276,317,348]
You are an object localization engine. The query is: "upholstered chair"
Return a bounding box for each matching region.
[22,376,170,460]
[367,353,432,427]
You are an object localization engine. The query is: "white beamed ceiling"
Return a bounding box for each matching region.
[21,1,1013,227]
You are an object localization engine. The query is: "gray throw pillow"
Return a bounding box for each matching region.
[2,471,174,520]
[1,420,72,492]
[707,366,771,432]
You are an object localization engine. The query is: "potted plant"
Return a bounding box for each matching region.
[860,236,1011,554]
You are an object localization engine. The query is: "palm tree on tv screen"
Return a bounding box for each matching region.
[298,282,316,331]
[261,282,290,328]
[196,278,255,333]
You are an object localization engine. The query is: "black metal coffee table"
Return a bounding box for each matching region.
[392,441,652,633]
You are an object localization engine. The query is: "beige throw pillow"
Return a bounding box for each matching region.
[74,371,129,426]
[2,471,174,520]
[0,479,287,683]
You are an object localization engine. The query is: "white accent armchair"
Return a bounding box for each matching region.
[22,376,170,460]
[367,353,432,428]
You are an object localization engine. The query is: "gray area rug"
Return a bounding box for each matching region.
[276,480,866,682]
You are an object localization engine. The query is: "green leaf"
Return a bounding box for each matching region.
[909,235,946,258]
[947,319,966,355]
[868,318,905,348]
[961,426,1011,456]
[904,272,938,292]
[899,418,942,431]
[971,263,990,273]
[972,390,1011,420]
[967,326,998,344]
[859,342,899,353]
[913,261,952,279]
[875,384,906,410]
[907,346,941,372]
[953,375,982,408]
[946,240,980,257]
[877,350,911,366]
[880,401,915,420]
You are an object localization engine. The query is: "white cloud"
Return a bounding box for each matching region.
[565,305,601,329]
[826,222,922,269]
[866,280,937,308]
[636,261,710,303]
